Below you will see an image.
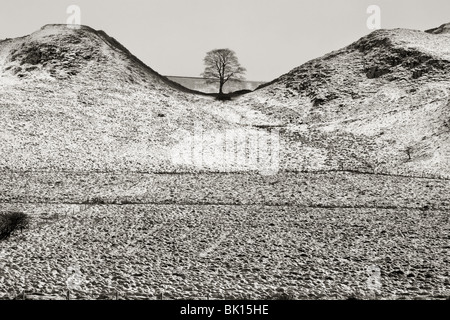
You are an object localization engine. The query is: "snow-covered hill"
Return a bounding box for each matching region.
[1,24,449,177]
[239,27,450,176]
[0,25,276,172]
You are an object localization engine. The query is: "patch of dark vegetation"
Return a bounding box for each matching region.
[443,118,450,131]
[7,38,96,79]
[25,65,39,72]
[0,211,30,240]
[365,66,391,79]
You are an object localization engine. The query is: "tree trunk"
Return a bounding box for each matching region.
[219,80,224,94]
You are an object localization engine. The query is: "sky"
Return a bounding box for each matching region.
[1,0,450,81]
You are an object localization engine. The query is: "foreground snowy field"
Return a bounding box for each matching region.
[1,172,449,300]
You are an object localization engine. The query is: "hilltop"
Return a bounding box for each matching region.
[0,24,195,91]
[425,22,450,34]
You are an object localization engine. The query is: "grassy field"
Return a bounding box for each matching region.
[0,171,449,300]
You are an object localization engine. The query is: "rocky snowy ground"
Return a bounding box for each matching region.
[0,172,449,300]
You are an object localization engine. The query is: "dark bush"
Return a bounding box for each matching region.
[0,211,30,240]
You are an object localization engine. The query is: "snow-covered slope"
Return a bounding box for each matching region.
[237,27,450,177]
[1,24,449,176]
[0,25,276,172]
[0,24,199,91]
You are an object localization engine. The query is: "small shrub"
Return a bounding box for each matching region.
[0,212,30,240]
[444,119,450,131]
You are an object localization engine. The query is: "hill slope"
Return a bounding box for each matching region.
[1,24,449,176]
[0,24,203,92]
[239,27,450,177]
[0,25,276,172]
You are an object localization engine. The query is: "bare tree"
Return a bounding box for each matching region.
[201,49,246,95]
